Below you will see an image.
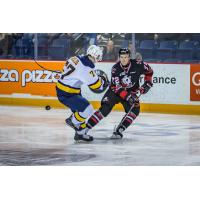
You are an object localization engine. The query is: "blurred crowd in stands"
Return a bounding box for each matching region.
[0,33,200,63]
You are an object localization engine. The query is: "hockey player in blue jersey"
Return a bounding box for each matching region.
[56,45,108,142]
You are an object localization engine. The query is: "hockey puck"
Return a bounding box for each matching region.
[45,105,51,110]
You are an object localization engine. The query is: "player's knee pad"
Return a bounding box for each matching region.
[87,110,104,129]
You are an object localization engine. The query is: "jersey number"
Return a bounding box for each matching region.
[90,71,95,77]
[61,64,75,79]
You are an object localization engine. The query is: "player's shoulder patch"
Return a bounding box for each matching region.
[113,61,120,68]
[112,63,119,73]
[143,61,150,70]
[112,67,117,74]
[69,56,80,65]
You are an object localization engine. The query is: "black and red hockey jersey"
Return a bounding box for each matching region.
[110,59,153,99]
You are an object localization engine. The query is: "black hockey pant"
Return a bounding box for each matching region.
[87,89,140,130]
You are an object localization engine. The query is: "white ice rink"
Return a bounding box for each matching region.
[0,105,200,166]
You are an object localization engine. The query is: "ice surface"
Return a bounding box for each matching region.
[0,105,200,166]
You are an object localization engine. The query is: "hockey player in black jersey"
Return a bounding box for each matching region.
[85,48,154,139]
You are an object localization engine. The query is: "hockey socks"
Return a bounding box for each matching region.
[87,110,104,129]
[113,111,137,138]
[120,111,137,130]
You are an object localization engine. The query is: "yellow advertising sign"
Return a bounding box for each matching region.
[0,60,65,96]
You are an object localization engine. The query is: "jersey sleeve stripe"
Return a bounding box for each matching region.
[88,78,102,90]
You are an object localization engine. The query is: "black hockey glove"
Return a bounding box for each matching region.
[95,69,110,89]
[89,69,109,94]
[139,81,153,94]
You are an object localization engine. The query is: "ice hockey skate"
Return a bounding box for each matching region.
[65,115,78,130]
[74,132,93,142]
[66,115,92,142]
[110,126,124,139]
[74,125,93,142]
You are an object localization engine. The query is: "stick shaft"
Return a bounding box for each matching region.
[33,59,61,74]
[115,94,141,131]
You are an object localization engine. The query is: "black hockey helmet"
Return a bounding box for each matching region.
[119,48,131,56]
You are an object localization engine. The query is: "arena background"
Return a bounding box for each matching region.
[1,1,200,199]
[0,33,200,114]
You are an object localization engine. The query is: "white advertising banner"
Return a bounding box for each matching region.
[82,62,200,105]
[141,63,190,104]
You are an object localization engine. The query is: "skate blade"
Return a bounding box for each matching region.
[74,139,93,143]
[66,122,77,131]
[110,134,122,139]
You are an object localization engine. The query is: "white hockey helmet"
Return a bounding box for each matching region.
[87,45,103,62]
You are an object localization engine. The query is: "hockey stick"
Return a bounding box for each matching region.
[33,58,62,74]
[114,93,142,132]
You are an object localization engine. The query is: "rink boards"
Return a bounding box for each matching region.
[0,60,200,115]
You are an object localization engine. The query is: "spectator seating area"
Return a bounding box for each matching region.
[0,33,200,63]
[136,39,200,63]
